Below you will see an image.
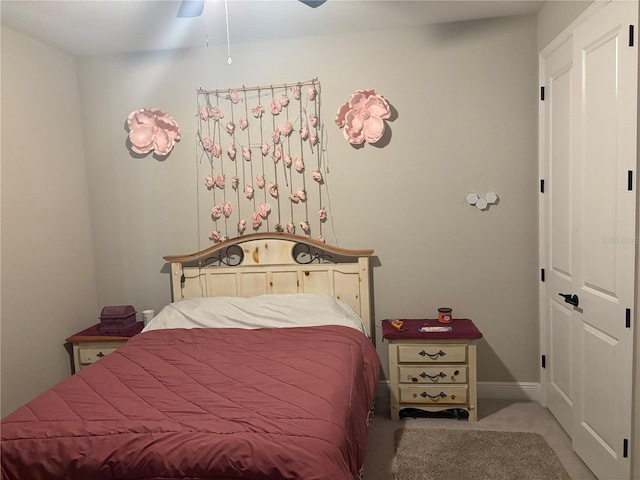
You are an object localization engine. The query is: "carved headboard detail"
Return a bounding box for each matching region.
[163,233,375,336]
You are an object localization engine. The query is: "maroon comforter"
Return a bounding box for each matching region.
[1,325,380,480]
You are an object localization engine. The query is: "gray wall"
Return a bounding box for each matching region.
[76,14,539,385]
[537,0,592,49]
[2,5,596,417]
[1,26,99,416]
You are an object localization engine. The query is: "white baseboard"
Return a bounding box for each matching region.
[477,381,540,402]
[376,381,541,402]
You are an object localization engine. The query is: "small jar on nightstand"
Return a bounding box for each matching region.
[65,322,144,374]
[382,318,483,421]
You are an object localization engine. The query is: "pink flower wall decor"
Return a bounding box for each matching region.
[335,89,391,145]
[127,108,180,156]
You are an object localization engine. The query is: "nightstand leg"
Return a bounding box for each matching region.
[388,343,401,420]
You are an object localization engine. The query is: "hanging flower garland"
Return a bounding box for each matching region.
[195,80,329,244]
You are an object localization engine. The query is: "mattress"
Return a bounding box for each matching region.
[1,324,380,480]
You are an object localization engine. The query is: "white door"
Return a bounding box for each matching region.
[540,37,575,436]
[540,2,637,479]
[571,2,637,479]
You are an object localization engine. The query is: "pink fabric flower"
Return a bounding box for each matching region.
[231,176,239,190]
[283,154,292,167]
[256,175,265,189]
[292,85,301,100]
[300,125,309,140]
[242,146,252,161]
[229,90,240,104]
[273,145,282,163]
[223,201,233,218]
[309,130,318,146]
[307,86,317,100]
[261,141,270,156]
[316,235,325,243]
[273,128,281,144]
[294,156,305,172]
[296,188,306,201]
[204,175,214,189]
[211,205,223,219]
[209,106,224,120]
[202,137,213,152]
[252,212,262,228]
[309,114,318,127]
[270,98,282,115]
[215,173,225,189]
[300,220,310,232]
[127,108,181,156]
[198,105,209,120]
[281,120,293,137]
[225,122,235,135]
[209,230,222,241]
[335,89,391,145]
[319,208,327,221]
[252,105,264,118]
[290,193,299,203]
[286,222,295,234]
[212,143,221,158]
[238,220,247,234]
[268,182,278,198]
[258,203,271,218]
[244,185,254,199]
[227,144,236,160]
[311,170,323,182]
[239,117,249,130]
[279,95,290,107]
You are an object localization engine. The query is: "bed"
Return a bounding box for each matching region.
[1,233,380,480]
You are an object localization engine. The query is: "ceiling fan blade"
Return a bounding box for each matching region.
[177,0,205,18]
[299,0,327,7]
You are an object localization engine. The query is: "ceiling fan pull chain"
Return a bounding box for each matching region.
[203,0,209,47]
[225,0,232,64]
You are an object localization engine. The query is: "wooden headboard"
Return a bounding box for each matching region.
[163,233,375,336]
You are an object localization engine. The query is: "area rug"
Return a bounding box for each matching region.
[394,428,571,480]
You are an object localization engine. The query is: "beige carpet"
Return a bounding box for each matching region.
[395,428,571,480]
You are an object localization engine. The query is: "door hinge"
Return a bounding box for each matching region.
[628,171,633,191]
[541,355,546,369]
[626,308,631,328]
[630,25,635,47]
[540,179,545,193]
[541,269,545,282]
[540,86,545,101]
[623,438,629,458]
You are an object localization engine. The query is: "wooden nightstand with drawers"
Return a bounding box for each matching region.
[382,318,483,421]
[66,322,144,373]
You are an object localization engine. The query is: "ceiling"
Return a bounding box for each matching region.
[0,0,544,57]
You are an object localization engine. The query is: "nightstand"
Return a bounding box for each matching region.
[382,318,483,421]
[65,322,144,373]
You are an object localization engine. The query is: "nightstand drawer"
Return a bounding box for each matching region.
[78,346,120,365]
[399,365,467,384]
[397,344,467,363]
[399,385,468,404]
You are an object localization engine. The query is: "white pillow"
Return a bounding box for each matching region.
[142,294,367,334]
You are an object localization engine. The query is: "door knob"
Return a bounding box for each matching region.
[559,293,579,307]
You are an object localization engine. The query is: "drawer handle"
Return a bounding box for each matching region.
[96,352,105,358]
[419,349,446,359]
[420,371,447,380]
[420,391,447,400]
